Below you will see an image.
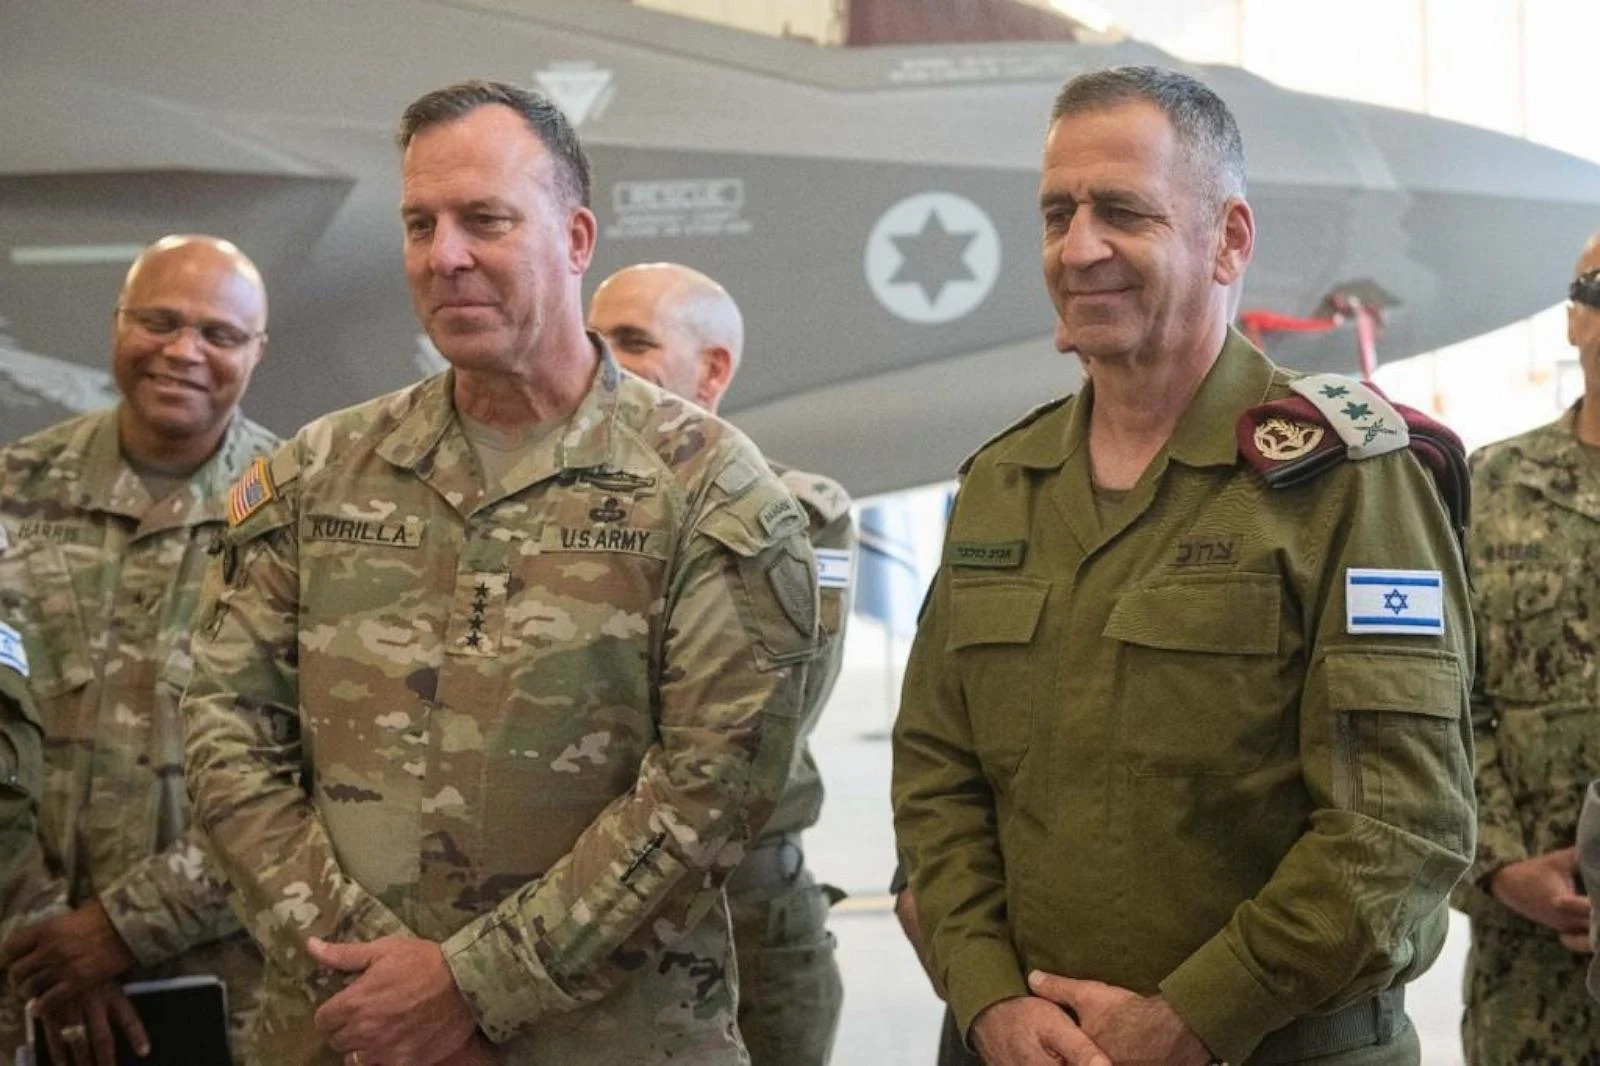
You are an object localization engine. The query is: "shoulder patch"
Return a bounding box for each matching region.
[1289,375,1409,458]
[958,394,1073,476]
[778,467,851,527]
[227,457,275,527]
[1346,568,1445,636]
[0,621,28,678]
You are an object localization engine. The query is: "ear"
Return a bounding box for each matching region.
[566,206,598,275]
[696,346,734,409]
[1212,197,1255,287]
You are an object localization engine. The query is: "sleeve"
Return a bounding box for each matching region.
[1453,460,1527,909]
[1158,454,1476,1064]
[182,456,411,999]
[890,552,1026,1040]
[437,472,815,1044]
[95,826,242,967]
[0,665,69,946]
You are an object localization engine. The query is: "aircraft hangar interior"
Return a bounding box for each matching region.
[4,1,1600,1064]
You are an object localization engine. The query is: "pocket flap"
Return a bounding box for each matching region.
[1325,650,1462,717]
[1103,572,1280,655]
[947,579,1049,650]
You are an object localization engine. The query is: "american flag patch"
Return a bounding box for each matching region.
[228,457,275,527]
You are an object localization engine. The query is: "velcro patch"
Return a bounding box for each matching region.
[0,622,28,678]
[228,457,275,527]
[541,525,668,558]
[305,514,424,548]
[1346,568,1444,636]
[949,541,1025,569]
[816,548,853,589]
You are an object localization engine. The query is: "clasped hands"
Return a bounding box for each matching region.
[971,971,1213,1066]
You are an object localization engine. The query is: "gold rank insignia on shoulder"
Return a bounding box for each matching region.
[227,456,275,527]
[1252,418,1325,461]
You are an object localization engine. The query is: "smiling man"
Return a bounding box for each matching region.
[183,81,814,1066]
[892,66,1475,1066]
[0,235,274,1065]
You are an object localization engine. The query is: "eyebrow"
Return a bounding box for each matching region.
[603,324,657,344]
[1039,188,1157,212]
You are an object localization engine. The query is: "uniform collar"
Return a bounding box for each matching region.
[994,327,1271,474]
[65,407,257,531]
[376,333,626,516]
[1163,327,1276,470]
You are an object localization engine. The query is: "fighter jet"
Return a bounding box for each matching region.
[5,0,1600,494]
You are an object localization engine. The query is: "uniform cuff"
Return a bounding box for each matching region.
[441,912,580,1044]
[1159,933,1297,1065]
[1466,824,1526,890]
[98,880,168,969]
[944,938,1028,1045]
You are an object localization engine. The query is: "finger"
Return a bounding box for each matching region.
[314,985,361,1038]
[9,949,50,991]
[109,991,151,1058]
[307,936,377,973]
[88,1001,117,1066]
[43,1022,68,1066]
[1552,846,1578,868]
[1039,1017,1111,1066]
[0,930,32,969]
[37,981,79,1018]
[19,965,62,1003]
[1027,971,1110,1012]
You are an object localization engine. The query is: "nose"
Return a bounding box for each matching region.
[1058,209,1112,272]
[427,217,474,276]
[159,325,205,362]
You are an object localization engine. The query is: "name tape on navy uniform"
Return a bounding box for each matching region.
[815,548,853,589]
[1346,568,1444,636]
[0,622,28,678]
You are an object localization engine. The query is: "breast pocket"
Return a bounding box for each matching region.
[1,543,94,705]
[947,578,1049,777]
[1104,572,1292,776]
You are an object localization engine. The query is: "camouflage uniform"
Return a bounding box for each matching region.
[0,408,275,1059]
[183,345,816,1065]
[728,463,851,1066]
[0,647,49,944]
[1455,407,1600,1064]
[893,332,1475,1065]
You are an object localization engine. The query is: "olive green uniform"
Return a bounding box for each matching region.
[1455,408,1600,1063]
[0,655,48,945]
[0,409,275,1059]
[729,464,851,1066]
[183,346,815,1064]
[892,332,1474,1065]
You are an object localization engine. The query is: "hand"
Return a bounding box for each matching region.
[892,890,943,994]
[1027,972,1211,1066]
[969,995,1109,1066]
[1491,847,1592,950]
[33,982,151,1066]
[1,901,137,1009]
[309,936,479,1065]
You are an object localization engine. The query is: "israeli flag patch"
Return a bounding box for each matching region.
[816,548,854,590]
[1346,568,1444,636]
[0,621,28,678]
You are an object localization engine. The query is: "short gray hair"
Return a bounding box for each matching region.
[1051,65,1245,203]
[397,79,592,208]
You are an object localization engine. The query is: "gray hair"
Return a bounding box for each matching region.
[1051,65,1246,203]
[396,79,592,208]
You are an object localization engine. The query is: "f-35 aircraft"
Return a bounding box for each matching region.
[6,0,1600,494]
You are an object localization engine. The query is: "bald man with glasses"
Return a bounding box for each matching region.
[0,235,276,1065]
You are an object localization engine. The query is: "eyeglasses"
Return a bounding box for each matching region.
[1570,269,1600,310]
[116,306,266,352]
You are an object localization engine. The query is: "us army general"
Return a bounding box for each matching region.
[183,81,815,1065]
